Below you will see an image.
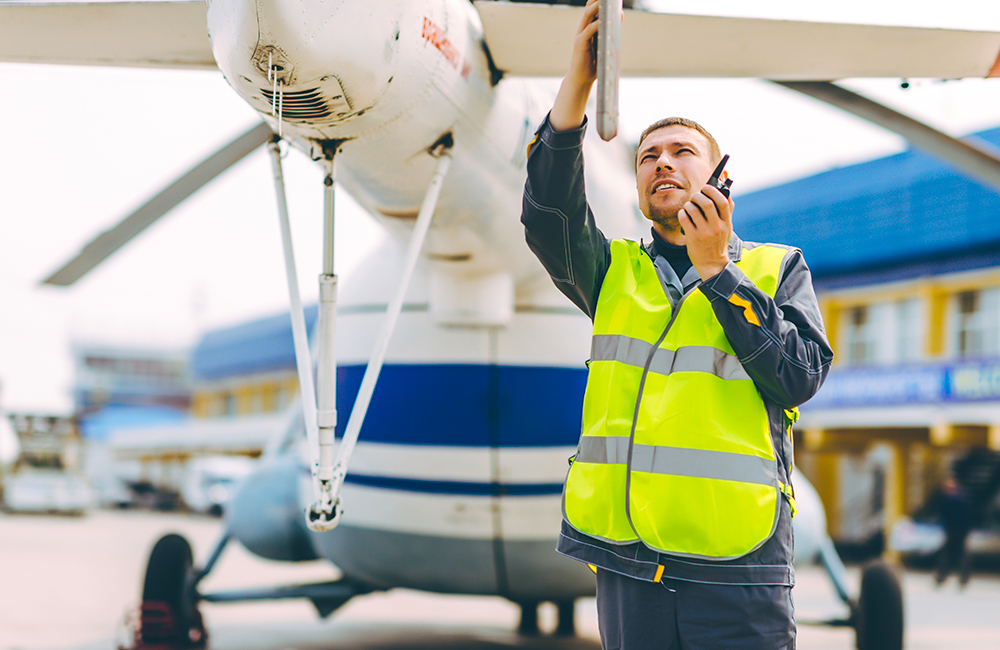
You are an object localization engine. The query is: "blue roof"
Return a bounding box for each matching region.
[192,305,317,380]
[736,125,1000,288]
[79,404,188,440]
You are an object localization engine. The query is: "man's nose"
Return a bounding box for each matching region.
[655,154,674,172]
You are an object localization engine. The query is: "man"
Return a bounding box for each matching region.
[935,477,973,587]
[520,1,833,648]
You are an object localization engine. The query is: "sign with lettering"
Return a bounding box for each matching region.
[807,359,1000,407]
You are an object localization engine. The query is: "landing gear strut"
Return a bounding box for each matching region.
[268,134,453,533]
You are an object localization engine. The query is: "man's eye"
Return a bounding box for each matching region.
[676,148,693,155]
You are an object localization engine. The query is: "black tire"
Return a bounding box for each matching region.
[516,601,540,636]
[554,599,577,637]
[855,560,904,650]
[140,533,206,647]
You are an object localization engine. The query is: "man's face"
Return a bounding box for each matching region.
[635,125,718,233]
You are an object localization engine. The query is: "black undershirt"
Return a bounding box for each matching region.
[650,229,693,280]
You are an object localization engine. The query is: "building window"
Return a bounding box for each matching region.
[224,393,237,416]
[249,390,264,414]
[896,298,923,362]
[276,384,292,411]
[843,305,877,365]
[954,288,1000,358]
[210,394,227,417]
[841,299,927,366]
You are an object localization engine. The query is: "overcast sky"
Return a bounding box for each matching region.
[2,0,1000,413]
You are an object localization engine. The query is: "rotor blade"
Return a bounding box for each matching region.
[475,2,1000,79]
[0,1,214,69]
[43,122,273,287]
[775,81,1000,193]
[595,0,622,141]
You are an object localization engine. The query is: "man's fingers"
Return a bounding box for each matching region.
[685,194,712,222]
[578,0,601,62]
[580,0,600,29]
[693,199,709,221]
[699,185,730,221]
[679,208,697,231]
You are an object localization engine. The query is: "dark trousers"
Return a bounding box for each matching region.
[935,532,971,586]
[595,569,795,650]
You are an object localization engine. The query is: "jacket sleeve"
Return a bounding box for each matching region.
[699,251,834,408]
[521,114,611,320]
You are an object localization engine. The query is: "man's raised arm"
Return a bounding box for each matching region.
[521,0,610,319]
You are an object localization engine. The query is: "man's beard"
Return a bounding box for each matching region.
[646,204,682,234]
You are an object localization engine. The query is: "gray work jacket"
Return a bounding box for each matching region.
[521,115,834,586]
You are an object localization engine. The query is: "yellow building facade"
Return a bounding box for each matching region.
[736,127,1000,556]
[804,270,1000,552]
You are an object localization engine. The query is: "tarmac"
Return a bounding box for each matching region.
[1,509,998,650]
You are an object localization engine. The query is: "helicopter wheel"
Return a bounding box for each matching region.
[139,533,206,648]
[554,599,576,636]
[854,559,903,650]
[517,601,540,635]
[516,600,576,637]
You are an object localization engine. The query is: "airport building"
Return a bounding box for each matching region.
[106,318,302,473]
[73,343,191,412]
[187,307,314,420]
[72,343,192,439]
[63,344,193,508]
[738,125,1000,552]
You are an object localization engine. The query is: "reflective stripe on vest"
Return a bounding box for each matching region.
[563,239,793,559]
[591,335,751,381]
[577,436,778,485]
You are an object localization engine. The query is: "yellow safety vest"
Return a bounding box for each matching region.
[563,239,792,560]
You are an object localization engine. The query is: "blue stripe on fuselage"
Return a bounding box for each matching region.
[335,364,586,447]
[344,473,565,496]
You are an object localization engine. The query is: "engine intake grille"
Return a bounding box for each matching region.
[261,87,332,120]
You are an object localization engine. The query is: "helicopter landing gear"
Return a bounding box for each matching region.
[126,533,206,649]
[516,599,577,637]
[854,560,904,650]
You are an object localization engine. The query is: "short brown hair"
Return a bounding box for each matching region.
[635,117,721,170]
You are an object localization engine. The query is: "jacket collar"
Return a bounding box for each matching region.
[643,229,744,263]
